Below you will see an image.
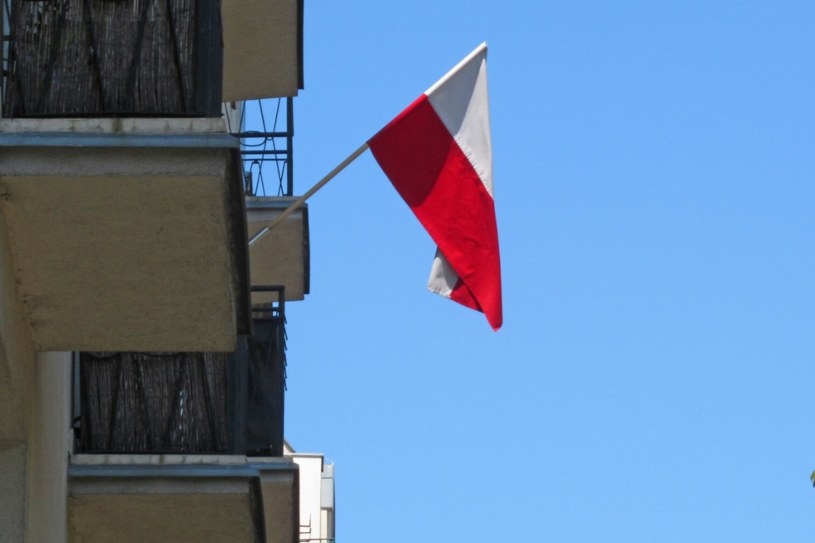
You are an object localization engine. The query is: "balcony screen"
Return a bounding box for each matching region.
[3,0,222,117]
[79,352,229,454]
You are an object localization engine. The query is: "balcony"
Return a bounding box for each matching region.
[0,120,251,351]
[222,0,303,101]
[68,288,295,542]
[68,456,299,543]
[74,286,288,456]
[228,97,309,302]
[0,0,305,351]
[227,98,295,199]
[0,1,308,540]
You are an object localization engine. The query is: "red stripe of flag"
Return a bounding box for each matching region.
[369,94,503,330]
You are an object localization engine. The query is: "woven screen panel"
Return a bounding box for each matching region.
[79,351,228,454]
[4,0,207,116]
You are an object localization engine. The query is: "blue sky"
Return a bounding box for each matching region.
[283,2,815,541]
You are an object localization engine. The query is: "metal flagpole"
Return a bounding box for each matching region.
[249,142,370,247]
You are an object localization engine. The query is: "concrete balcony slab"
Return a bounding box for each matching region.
[69,456,299,543]
[0,125,251,352]
[247,197,309,304]
[223,0,302,101]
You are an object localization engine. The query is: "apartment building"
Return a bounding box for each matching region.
[0,1,321,541]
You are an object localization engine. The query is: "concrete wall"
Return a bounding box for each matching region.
[0,207,35,442]
[0,207,36,542]
[0,210,71,542]
[0,353,71,543]
[25,352,72,543]
[0,443,26,543]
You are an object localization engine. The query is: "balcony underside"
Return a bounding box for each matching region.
[0,128,250,352]
[69,456,298,543]
[247,197,309,304]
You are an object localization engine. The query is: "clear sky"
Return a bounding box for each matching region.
[282,2,815,541]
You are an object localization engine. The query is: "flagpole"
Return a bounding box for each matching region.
[249,142,370,247]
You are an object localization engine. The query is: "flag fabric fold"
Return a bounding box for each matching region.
[368,43,503,330]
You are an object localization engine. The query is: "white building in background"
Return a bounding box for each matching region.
[285,442,336,543]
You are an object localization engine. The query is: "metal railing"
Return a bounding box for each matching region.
[73,286,288,457]
[233,286,288,456]
[226,97,294,197]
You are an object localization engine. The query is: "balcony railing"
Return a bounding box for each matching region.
[1,0,223,117]
[226,97,294,197]
[73,286,288,456]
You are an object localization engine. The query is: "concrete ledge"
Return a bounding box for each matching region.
[0,140,251,351]
[69,492,259,542]
[68,455,299,543]
[71,454,297,469]
[0,131,239,149]
[0,117,227,134]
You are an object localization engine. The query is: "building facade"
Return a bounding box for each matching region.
[0,1,323,541]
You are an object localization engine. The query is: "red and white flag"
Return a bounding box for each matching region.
[368,43,503,330]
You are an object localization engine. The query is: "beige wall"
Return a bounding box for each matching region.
[0,208,36,542]
[0,207,35,442]
[26,352,72,543]
[0,212,71,542]
[0,443,26,543]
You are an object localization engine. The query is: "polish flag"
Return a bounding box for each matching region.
[368,43,502,330]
